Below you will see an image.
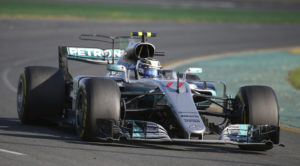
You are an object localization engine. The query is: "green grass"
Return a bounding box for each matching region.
[1,0,300,23]
[288,67,300,90]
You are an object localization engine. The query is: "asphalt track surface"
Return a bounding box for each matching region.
[48,0,300,11]
[1,18,300,166]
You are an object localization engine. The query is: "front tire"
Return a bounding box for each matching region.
[75,78,121,141]
[233,86,280,149]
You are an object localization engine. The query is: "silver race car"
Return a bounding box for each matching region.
[17,32,280,151]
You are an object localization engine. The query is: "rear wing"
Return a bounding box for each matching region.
[58,34,130,80]
[59,46,124,64]
[60,34,129,63]
[58,32,164,80]
[58,46,124,79]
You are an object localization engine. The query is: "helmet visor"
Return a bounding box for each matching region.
[144,68,158,77]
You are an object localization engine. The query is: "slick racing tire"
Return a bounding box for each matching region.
[233,86,280,150]
[17,66,65,124]
[75,78,121,141]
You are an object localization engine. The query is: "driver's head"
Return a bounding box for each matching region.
[136,58,162,78]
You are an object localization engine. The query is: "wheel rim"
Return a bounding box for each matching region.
[17,79,24,115]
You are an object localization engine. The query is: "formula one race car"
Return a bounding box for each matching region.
[17,32,280,151]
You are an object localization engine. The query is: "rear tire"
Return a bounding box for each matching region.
[17,66,65,124]
[75,78,120,141]
[233,86,280,149]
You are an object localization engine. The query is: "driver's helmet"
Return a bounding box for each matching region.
[136,58,162,78]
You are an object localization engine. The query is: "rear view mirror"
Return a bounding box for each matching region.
[182,68,202,81]
[106,64,128,82]
[184,67,203,74]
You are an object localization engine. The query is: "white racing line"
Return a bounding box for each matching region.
[2,46,300,135]
[3,46,299,94]
[163,45,300,69]
[0,57,49,157]
[1,56,46,93]
[164,45,300,134]
[2,67,17,93]
[1,65,27,156]
[0,148,26,156]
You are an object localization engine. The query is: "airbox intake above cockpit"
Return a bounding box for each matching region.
[125,43,155,62]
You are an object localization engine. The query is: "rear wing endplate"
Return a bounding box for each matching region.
[59,46,124,63]
[58,46,124,80]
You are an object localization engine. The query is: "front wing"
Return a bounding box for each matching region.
[95,120,277,150]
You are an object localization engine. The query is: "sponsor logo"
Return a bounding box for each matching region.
[67,47,124,59]
[184,119,200,123]
[180,115,199,118]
